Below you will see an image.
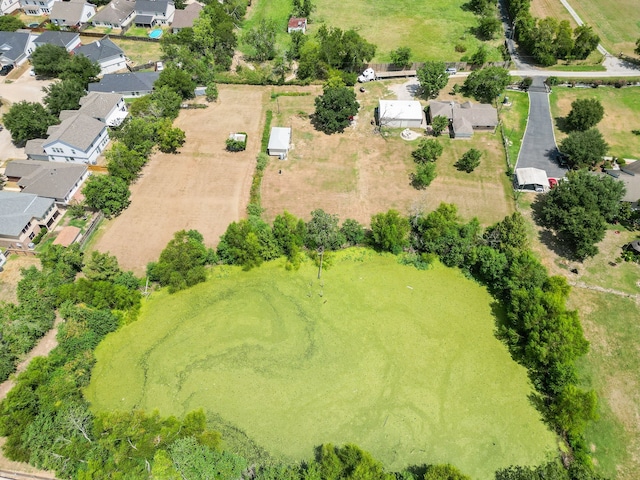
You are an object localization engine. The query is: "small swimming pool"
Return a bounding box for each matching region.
[148,29,163,39]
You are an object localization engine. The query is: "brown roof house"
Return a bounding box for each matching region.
[427,100,498,139]
[287,17,306,33]
[171,2,203,33]
[91,0,136,30]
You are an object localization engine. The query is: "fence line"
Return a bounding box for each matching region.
[366,61,510,73]
[79,212,104,248]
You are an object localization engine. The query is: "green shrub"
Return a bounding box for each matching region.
[32,227,48,245]
[226,133,247,152]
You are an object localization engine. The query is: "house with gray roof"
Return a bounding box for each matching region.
[43,112,110,165]
[88,71,159,97]
[24,139,49,161]
[135,0,175,26]
[427,100,498,139]
[0,31,37,68]
[4,160,89,205]
[34,31,81,52]
[76,91,128,126]
[601,160,640,208]
[91,0,136,30]
[0,0,21,15]
[20,0,56,16]
[172,2,202,33]
[74,36,126,75]
[0,191,61,246]
[50,0,96,28]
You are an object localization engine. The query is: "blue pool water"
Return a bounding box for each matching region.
[149,29,163,39]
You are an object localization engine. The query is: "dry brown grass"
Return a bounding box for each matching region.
[92,85,268,274]
[529,0,575,27]
[262,81,514,226]
[0,255,39,304]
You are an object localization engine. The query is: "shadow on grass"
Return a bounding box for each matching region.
[530,196,581,261]
[554,115,572,134]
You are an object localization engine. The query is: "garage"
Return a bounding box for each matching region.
[378,100,424,128]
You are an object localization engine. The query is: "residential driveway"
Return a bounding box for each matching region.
[515,77,567,179]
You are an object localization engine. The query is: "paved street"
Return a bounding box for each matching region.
[515,77,567,179]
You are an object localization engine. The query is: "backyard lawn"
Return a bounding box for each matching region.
[243,0,503,62]
[550,86,640,160]
[85,251,557,478]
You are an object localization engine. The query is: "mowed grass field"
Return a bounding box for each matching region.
[530,0,640,56]
[550,86,640,160]
[86,251,556,478]
[261,80,514,226]
[243,0,499,62]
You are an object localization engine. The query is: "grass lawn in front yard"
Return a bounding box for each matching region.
[261,80,513,226]
[243,0,504,63]
[499,90,530,169]
[550,86,640,160]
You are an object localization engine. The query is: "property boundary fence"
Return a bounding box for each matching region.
[78,212,104,248]
[0,469,57,480]
[366,61,511,73]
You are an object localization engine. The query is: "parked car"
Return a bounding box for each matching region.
[0,64,14,76]
[548,178,558,188]
[155,61,164,72]
[445,67,457,75]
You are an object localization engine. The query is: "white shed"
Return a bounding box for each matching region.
[515,167,549,192]
[267,127,291,158]
[378,100,424,128]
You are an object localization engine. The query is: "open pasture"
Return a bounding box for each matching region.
[86,251,556,478]
[261,81,514,226]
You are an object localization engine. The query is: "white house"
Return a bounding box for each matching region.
[0,191,61,246]
[50,0,96,28]
[33,31,82,52]
[378,100,423,128]
[134,0,175,26]
[75,91,128,126]
[20,0,56,15]
[0,31,37,68]
[267,127,291,158]
[43,113,110,165]
[0,0,21,15]
[91,0,136,30]
[74,36,126,75]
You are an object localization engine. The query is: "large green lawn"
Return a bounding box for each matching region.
[86,250,555,478]
[242,0,502,62]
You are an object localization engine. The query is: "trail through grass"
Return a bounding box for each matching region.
[86,251,556,478]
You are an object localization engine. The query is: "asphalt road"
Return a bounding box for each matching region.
[515,77,567,179]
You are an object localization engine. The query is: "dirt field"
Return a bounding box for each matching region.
[261,81,514,226]
[92,85,268,274]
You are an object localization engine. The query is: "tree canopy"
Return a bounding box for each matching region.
[82,175,131,218]
[43,79,86,116]
[565,98,604,132]
[0,16,25,31]
[3,101,58,145]
[370,209,410,254]
[30,44,69,77]
[559,128,608,170]
[455,148,482,172]
[538,170,625,259]
[416,61,448,99]
[412,138,443,163]
[463,67,511,103]
[313,84,359,134]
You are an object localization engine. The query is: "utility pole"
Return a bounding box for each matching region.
[317,246,324,279]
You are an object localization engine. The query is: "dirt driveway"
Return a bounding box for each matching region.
[92,85,267,274]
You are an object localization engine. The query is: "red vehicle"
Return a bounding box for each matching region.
[548,178,558,188]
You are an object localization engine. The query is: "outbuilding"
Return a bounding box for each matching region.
[267,127,291,159]
[515,167,549,192]
[378,100,423,128]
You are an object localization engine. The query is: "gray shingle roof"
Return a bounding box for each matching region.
[44,113,107,151]
[88,71,159,94]
[428,100,498,133]
[0,191,55,237]
[4,160,87,201]
[50,0,93,25]
[172,2,202,29]
[77,91,123,119]
[24,138,47,158]
[75,36,123,63]
[0,31,32,63]
[136,0,171,14]
[34,31,80,49]
[92,0,136,25]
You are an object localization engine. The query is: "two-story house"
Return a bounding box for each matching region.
[0,0,21,15]
[91,0,136,31]
[0,31,37,69]
[20,0,57,16]
[134,0,175,27]
[0,191,61,246]
[43,113,110,165]
[33,31,82,52]
[76,91,128,126]
[74,36,126,75]
[88,71,159,97]
[50,0,96,28]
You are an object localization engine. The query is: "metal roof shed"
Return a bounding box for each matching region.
[267,127,291,158]
[379,100,423,128]
[515,167,549,192]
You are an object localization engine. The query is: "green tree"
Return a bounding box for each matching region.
[287,30,308,61]
[305,209,345,250]
[431,115,449,137]
[156,66,196,99]
[205,82,218,102]
[83,251,121,282]
[636,38,640,56]
[156,118,186,153]
[469,44,489,66]
[340,219,365,246]
[477,13,501,40]
[539,170,625,259]
[82,175,131,218]
[30,44,69,77]
[243,19,278,61]
[572,24,599,59]
[555,20,574,59]
[390,47,412,69]
[416,61,448,99]
[43,79,86,116]
[0,16,25,31]
[111,117,157,157]
[313,85,359,134]
[559,128,608,169]
[168,437,247,479]
[424,463,472,480]
[412,138,443,163]
[463,66,510,103]
[455,148,482,172]
[59,54,100,86]
[296,39,325,80]
[565,98,604,132]
[316,25,376,72]
[106,142,147,183]
[292,0,315,17]
[3,101,58,145]
[272,211,306,259]
[411,162,437,189]
[370,209,410,254]
[484,212,529,253]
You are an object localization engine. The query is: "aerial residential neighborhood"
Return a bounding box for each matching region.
[0,0,639,478]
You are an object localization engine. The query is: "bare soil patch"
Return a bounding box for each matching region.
[262,82,513,225]
[0,255,39,304]
[92,85,267,274]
